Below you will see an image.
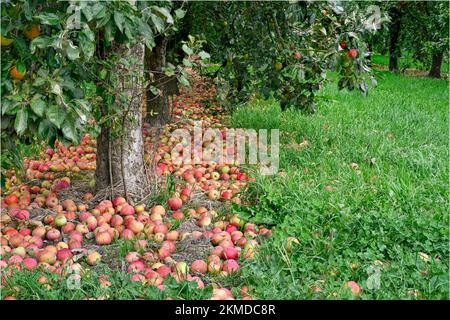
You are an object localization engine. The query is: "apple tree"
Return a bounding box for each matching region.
[187,1,375,112]
[1,0,204,202]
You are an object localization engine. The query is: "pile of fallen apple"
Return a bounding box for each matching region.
[0,75,275,300]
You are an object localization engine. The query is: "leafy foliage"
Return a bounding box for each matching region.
[189,1,375,112]
[0,1,200,146]
[367,1,449,73]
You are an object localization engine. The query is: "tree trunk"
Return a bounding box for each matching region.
[145,36,171,127]
[95,43,149,203]
[428,51,443,78]
[94,125,111,190]
[389,5,402,72]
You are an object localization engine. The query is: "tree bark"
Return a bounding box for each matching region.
[428,51,443,78]
[389,5,402,72]
[94,125,111,191]
[145,36,171,127]
[95,43,149,203]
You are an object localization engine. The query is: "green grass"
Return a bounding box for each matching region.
[0,138,43,187]
[372,54,449,73]
[1,266,214,300]
[230,71,449,299]
[1,238,214,300]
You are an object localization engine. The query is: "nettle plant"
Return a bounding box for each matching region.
[191,1,375,112]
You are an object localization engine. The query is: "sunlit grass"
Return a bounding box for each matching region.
[231,71,449,299]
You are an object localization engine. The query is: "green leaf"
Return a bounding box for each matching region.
[163,65,175,77]
[46,104,66,129]
[182,44,193,56]
[50,81,62,95]
[104,20,114,43]
[62,117,78,144]
[79,29,95,59]
[66,41,80,61]
[90,3,106,20]
[153,6,174,24]
[347,32,359,40]
[1,99,17,115]
[178,74,190,87]
[81,4,93,22]
[36,13,60,25]
[14,108,28,135]
[30,94,46,117]
[138,21,155,49]
[73,99,90,123]
[16,62,26,74]
[143,33,156,49]
[123,21,133,40]
[198,51,210,60]
[13,38,28,56]
[149,85,158,95]
[150,13,165,33]
[33,68,49,87]
[175,8,186,19]
[30,36,52,53]
[114,11,125,33]
[38,119,57,142]
[99,69,107,80]
[182,58,193,67]
[97,10,110,28]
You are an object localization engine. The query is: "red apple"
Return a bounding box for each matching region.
[111,215,124,227]
[95,231,112,245]
[207,260,222,274]
[39,251,57,265]
[167,197,183,211]
[221,191,232,201]
[46,229,61,241]
[198,215,211,227]
[129,220,144,234]
[154,224,168,234]
[126,252,140,263]
[191,260,207,274]
[223,259,240,273]
[56,248,73,262]
[120,204,135,216]
[222,247,239,260]
[171,211,184,220]
[23,257,38,270]
[128,260,145,273]
[121,229,134,240]
[112,196,126,207]
[156,265,171,279]
[345,281,361,295]
[131,274,146,283]
[87,251,101,266]
[348,48,358,59]
[151,205,166,216]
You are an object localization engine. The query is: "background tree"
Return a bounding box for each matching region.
[142,1,188,126]
[423,2,449,78]
[387,1,404,72]
[365,0,448,77]
[185,1,374,112]
[392,1,449,77]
